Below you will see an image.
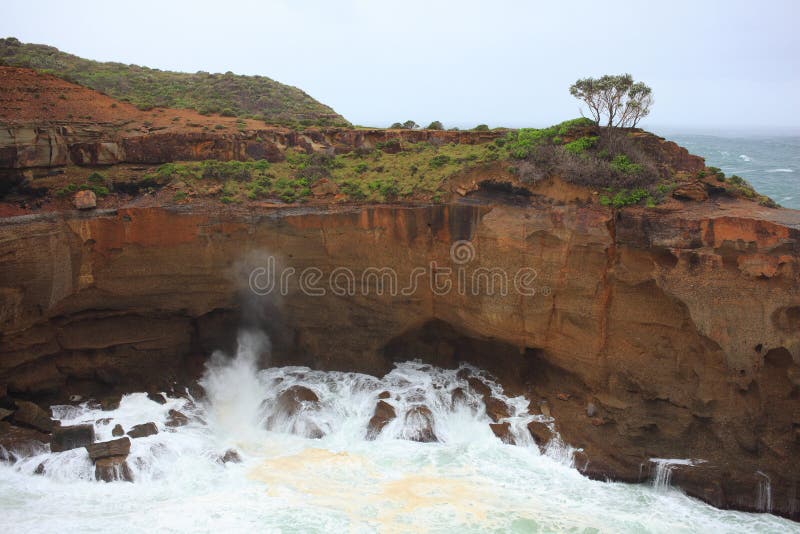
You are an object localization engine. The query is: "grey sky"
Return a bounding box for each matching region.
[2,0,798,132]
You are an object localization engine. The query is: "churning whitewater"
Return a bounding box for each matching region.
[0,331,794,533]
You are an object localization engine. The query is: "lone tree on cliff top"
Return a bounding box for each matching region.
[569,74,653,128]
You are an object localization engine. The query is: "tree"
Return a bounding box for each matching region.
[473,124,490,131]
[389,122,403,129]
[402,120,419,130]
[426,120,444,130]
[569,74,653,128]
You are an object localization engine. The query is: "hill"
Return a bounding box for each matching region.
[0,37,349,127]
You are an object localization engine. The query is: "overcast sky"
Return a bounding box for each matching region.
[2,0,798,133]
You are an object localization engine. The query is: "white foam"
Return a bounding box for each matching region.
[739,154,752,162]
[766,168,793,173]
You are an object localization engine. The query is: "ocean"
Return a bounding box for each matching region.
[665,133,800,210]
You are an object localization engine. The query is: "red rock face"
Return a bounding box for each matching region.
[0,192,798,517]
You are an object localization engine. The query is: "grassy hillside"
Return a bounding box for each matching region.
[0,37,348,127]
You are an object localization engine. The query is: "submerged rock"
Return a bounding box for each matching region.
[111,424,124,437]
[50,424,95,452]
[220,449,241,464]
[366,400,396,440]
[450,387,467,407]
[86,437,131,460]
[405,406,437,443]
[127,422,158,439]
[490,422,515,444]
[165,409,189,427]
[95,455,133,482]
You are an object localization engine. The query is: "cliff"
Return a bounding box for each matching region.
[0,65,798,520]
[1,199,798,517]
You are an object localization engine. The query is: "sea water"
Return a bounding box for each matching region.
[0,330,796,533]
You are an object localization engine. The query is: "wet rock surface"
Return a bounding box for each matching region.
[127,422,158,439]
[86,437,131,460]
[404,406,437,443]
[95,456,133,482]
[10,401,54,433]
[366,400,396,439]
[50,424,95,452]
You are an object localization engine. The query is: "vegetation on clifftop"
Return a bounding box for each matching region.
[0,37,349,127]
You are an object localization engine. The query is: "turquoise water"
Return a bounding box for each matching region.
[666,133,800,209]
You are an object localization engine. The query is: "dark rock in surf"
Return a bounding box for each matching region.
[366,400,396,440]
[111,424,124,437]
[127,422,158,439]
[50,424,95,452]
[450,387,467,407]
[484,397,510,423]
[274,385,319,418]
[100,397,120,411]
[466,377,492,398]
[490,422,515,444]
[166,409,189,427]
[147,392,167,405]
[220,449,241,464]
[86,437,130,460]
[377,391,391,400]
[10,400,55,433]
[95,455,133,482]
[405,405,437,443]
[0,421,49,460]
[527,421,553,452]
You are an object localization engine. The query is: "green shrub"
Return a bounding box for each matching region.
[173,191,188,202]
[473,124,490,131]
[563,136,598,155]
[610,154,643,174]
[355,162,368,174]
[429,154,451,168]
[426,121,444,130]
[599,187,650,208]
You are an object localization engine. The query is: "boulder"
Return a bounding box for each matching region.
[127,422,158,439]
[404,406,437,443]
[274,385,319,418]
[527,421,553,451]
[147,392,167,405]
[0,408,12,421]
[466,377,492,398]
[73,190,97,210]
[111,424,124,437]
[586,402,598,418]
[100,397,120,411]
[10,400,54,433]
[165,409,189,427]
[220,449,241,464]
[484,397,510,423]
[366,400,396,439]
[0,421,49,460]
[50,424,95,452]
[377,391,391,400]
[672,181,708,202]
[490,422,515,444]
[95,455,133,482]
[450,387,467,407]
[86,437,131,460]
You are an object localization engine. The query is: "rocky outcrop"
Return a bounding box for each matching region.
[0,123,501,170]
[0,197,798,517]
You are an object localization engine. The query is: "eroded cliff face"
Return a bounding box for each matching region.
[1,198,798,517]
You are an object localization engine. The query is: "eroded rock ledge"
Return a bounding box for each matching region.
[0,197,798,518]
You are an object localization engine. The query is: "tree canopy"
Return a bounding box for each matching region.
[569,74,653,128]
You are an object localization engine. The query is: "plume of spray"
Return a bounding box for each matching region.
[198,250,285,447]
